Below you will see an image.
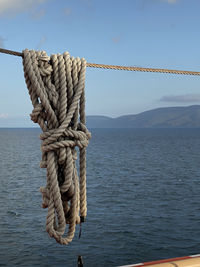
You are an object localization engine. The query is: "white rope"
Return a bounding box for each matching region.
[22,49,91,245]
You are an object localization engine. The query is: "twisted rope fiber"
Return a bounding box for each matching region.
[1,47,200,75]
[22,49,91,245]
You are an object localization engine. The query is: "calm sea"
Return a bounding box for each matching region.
[0,128,200,267]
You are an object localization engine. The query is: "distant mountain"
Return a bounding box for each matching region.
[86,105,200,128]
[1,105,200,128]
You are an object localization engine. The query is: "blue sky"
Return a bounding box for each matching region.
[0,0,200,126]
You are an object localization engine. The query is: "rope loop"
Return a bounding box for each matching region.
[41,126,90,152]
[22,49,91,245]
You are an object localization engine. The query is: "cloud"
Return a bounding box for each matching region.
[80,0,93,7]
[0,113,8,119]
[0,36,5,47]
[0,0,48,16]
[63,7,72,16]
[161,0,179,4]
[160,94,200,103]
[31,8,45,20]
[112,35,122,44]
[36,36,46,50]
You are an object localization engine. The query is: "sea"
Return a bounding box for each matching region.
[0,128,200,267]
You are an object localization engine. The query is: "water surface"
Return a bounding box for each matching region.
[0,128,200,267]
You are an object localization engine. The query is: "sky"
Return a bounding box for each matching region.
[0,0,200,126]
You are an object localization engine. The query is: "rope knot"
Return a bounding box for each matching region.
[40,127,90,154]
[30,103,46,123]
[38,52,52,76]
[38,53,50,62]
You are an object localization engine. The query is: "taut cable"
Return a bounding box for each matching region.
[0,47,23,57]
[1,47,200,76]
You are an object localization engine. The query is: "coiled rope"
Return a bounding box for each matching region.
[22,49,91,245]
[1,47,200,76]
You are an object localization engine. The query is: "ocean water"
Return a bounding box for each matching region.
[0,128,200,267]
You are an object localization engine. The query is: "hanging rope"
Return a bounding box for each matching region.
[22,49,91,245]
[1,47,200,76]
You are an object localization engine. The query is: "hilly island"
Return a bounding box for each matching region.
[1,105,200,128]
[86,105,200,128]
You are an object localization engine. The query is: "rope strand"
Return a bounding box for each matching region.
[1,47,200,76]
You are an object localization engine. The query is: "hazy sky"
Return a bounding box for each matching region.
[0,0,200,126]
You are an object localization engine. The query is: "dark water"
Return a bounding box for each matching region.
[0,128,200,267]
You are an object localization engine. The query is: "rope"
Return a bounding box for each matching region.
[1,47,200,76]
[22,49,91,245]
[0,47,23,57]
[87,63,200,76]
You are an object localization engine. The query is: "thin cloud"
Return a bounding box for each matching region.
[160,94,200,103]
[0,36,5,47]
[0,113,8,119]
[161,0,179,4]
[36,36,46,50]
[80,0,93,7]
[137,0,179,12]
[31,8,46,20]
[112,36,122,44]
[63,7,72,16]
[0,0,48,17]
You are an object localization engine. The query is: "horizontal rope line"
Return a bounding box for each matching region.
[0,48,23,57]
[87,63,200,75]
[1,47,200,76]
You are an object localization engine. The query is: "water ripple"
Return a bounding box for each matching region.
[0,128,200,266]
